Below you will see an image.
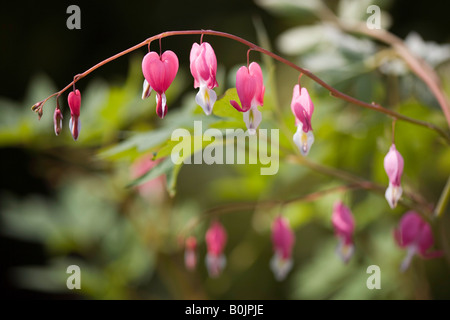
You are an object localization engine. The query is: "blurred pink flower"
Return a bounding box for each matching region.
[184,236,197,271]
[131,156,165,201]
[394,211,442,272]
[230,62,265,134]
[205,221,227,277]
[384,144,404,209]
[270,216,295,281]
[142,50,179,119]
[190,42,218,115]
[332,201,355,263]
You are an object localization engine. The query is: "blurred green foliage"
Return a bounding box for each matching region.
[1,0,449,299]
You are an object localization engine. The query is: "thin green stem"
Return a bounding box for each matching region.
[435,175,450,218]
[32,30,450,144]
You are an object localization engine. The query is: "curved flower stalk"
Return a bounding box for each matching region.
[384,144,404,209]
[68,89,81,141]
[230,62,265,135]
[142,50,179,119]
[394,211,443,272]
[270,216,295,281]
[291,84,314,156]
[190,42,219,115]
[332,201,355,263]
[205,221,227,277]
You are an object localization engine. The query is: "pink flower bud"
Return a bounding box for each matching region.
[205,221,227,277]
[394,211,442,272]
[332,201,355,263]
[384,144,404,209]
[68,89,81,141]
[270,216,295,281]
[230,62,265,135]
[53,108,63,136]
[142,50,179,119]
[184,236,197,271]
[190,42,219,115]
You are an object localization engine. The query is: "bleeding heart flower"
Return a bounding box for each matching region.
[190,42,219,115]
[53,108,63,136]
[205,221,227,277]
[142,50,179,119]
[68,89,81,141]
[291,84,314,156]
[184,236,197,271]
[270,216,295,281]
[384,144,404,209]
[230,62,265,135]
[332,201,355,263]
[394,211,442,272]
[131,155,165,202]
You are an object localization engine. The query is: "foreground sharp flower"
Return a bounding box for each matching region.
[184,236,197,271]
[205,221,227,277]
[394,211,443,272]
[332,201,355,263]
[230,62,265,135]
[270,216,295,281]
[68,89,81,141]
[190,42,219,115]
[142,50,179,119]
[53,108,63,136]
[291,84,314,156]
[384,144,404,209]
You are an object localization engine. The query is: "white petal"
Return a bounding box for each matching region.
[195,85,217,115]
[142,79,152,99]
[156,93,167,116]
[243,105,262,135]
[69,117,81,141]
[400,246,417,272]
[205,253,226,278]
[385,182,402,209]
[293,123,314,156]
[335,238,354,263]
[270,253,293,281]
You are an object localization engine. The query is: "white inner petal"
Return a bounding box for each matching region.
[195,85,217,115]
[293,123,314,156]
[243,105,262,135]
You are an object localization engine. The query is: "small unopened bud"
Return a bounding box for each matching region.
[31,101,43,111]
[53,108,63,136]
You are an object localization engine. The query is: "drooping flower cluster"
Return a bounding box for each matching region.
[394,211,442,272]
[332,201,355,263]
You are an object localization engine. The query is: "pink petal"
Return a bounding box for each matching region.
[272,216,295,259]
[206,221,227,256]
[68,89,81,117]
[384,144,404,186]
[332,201,354,245]
[395,211,423,247]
